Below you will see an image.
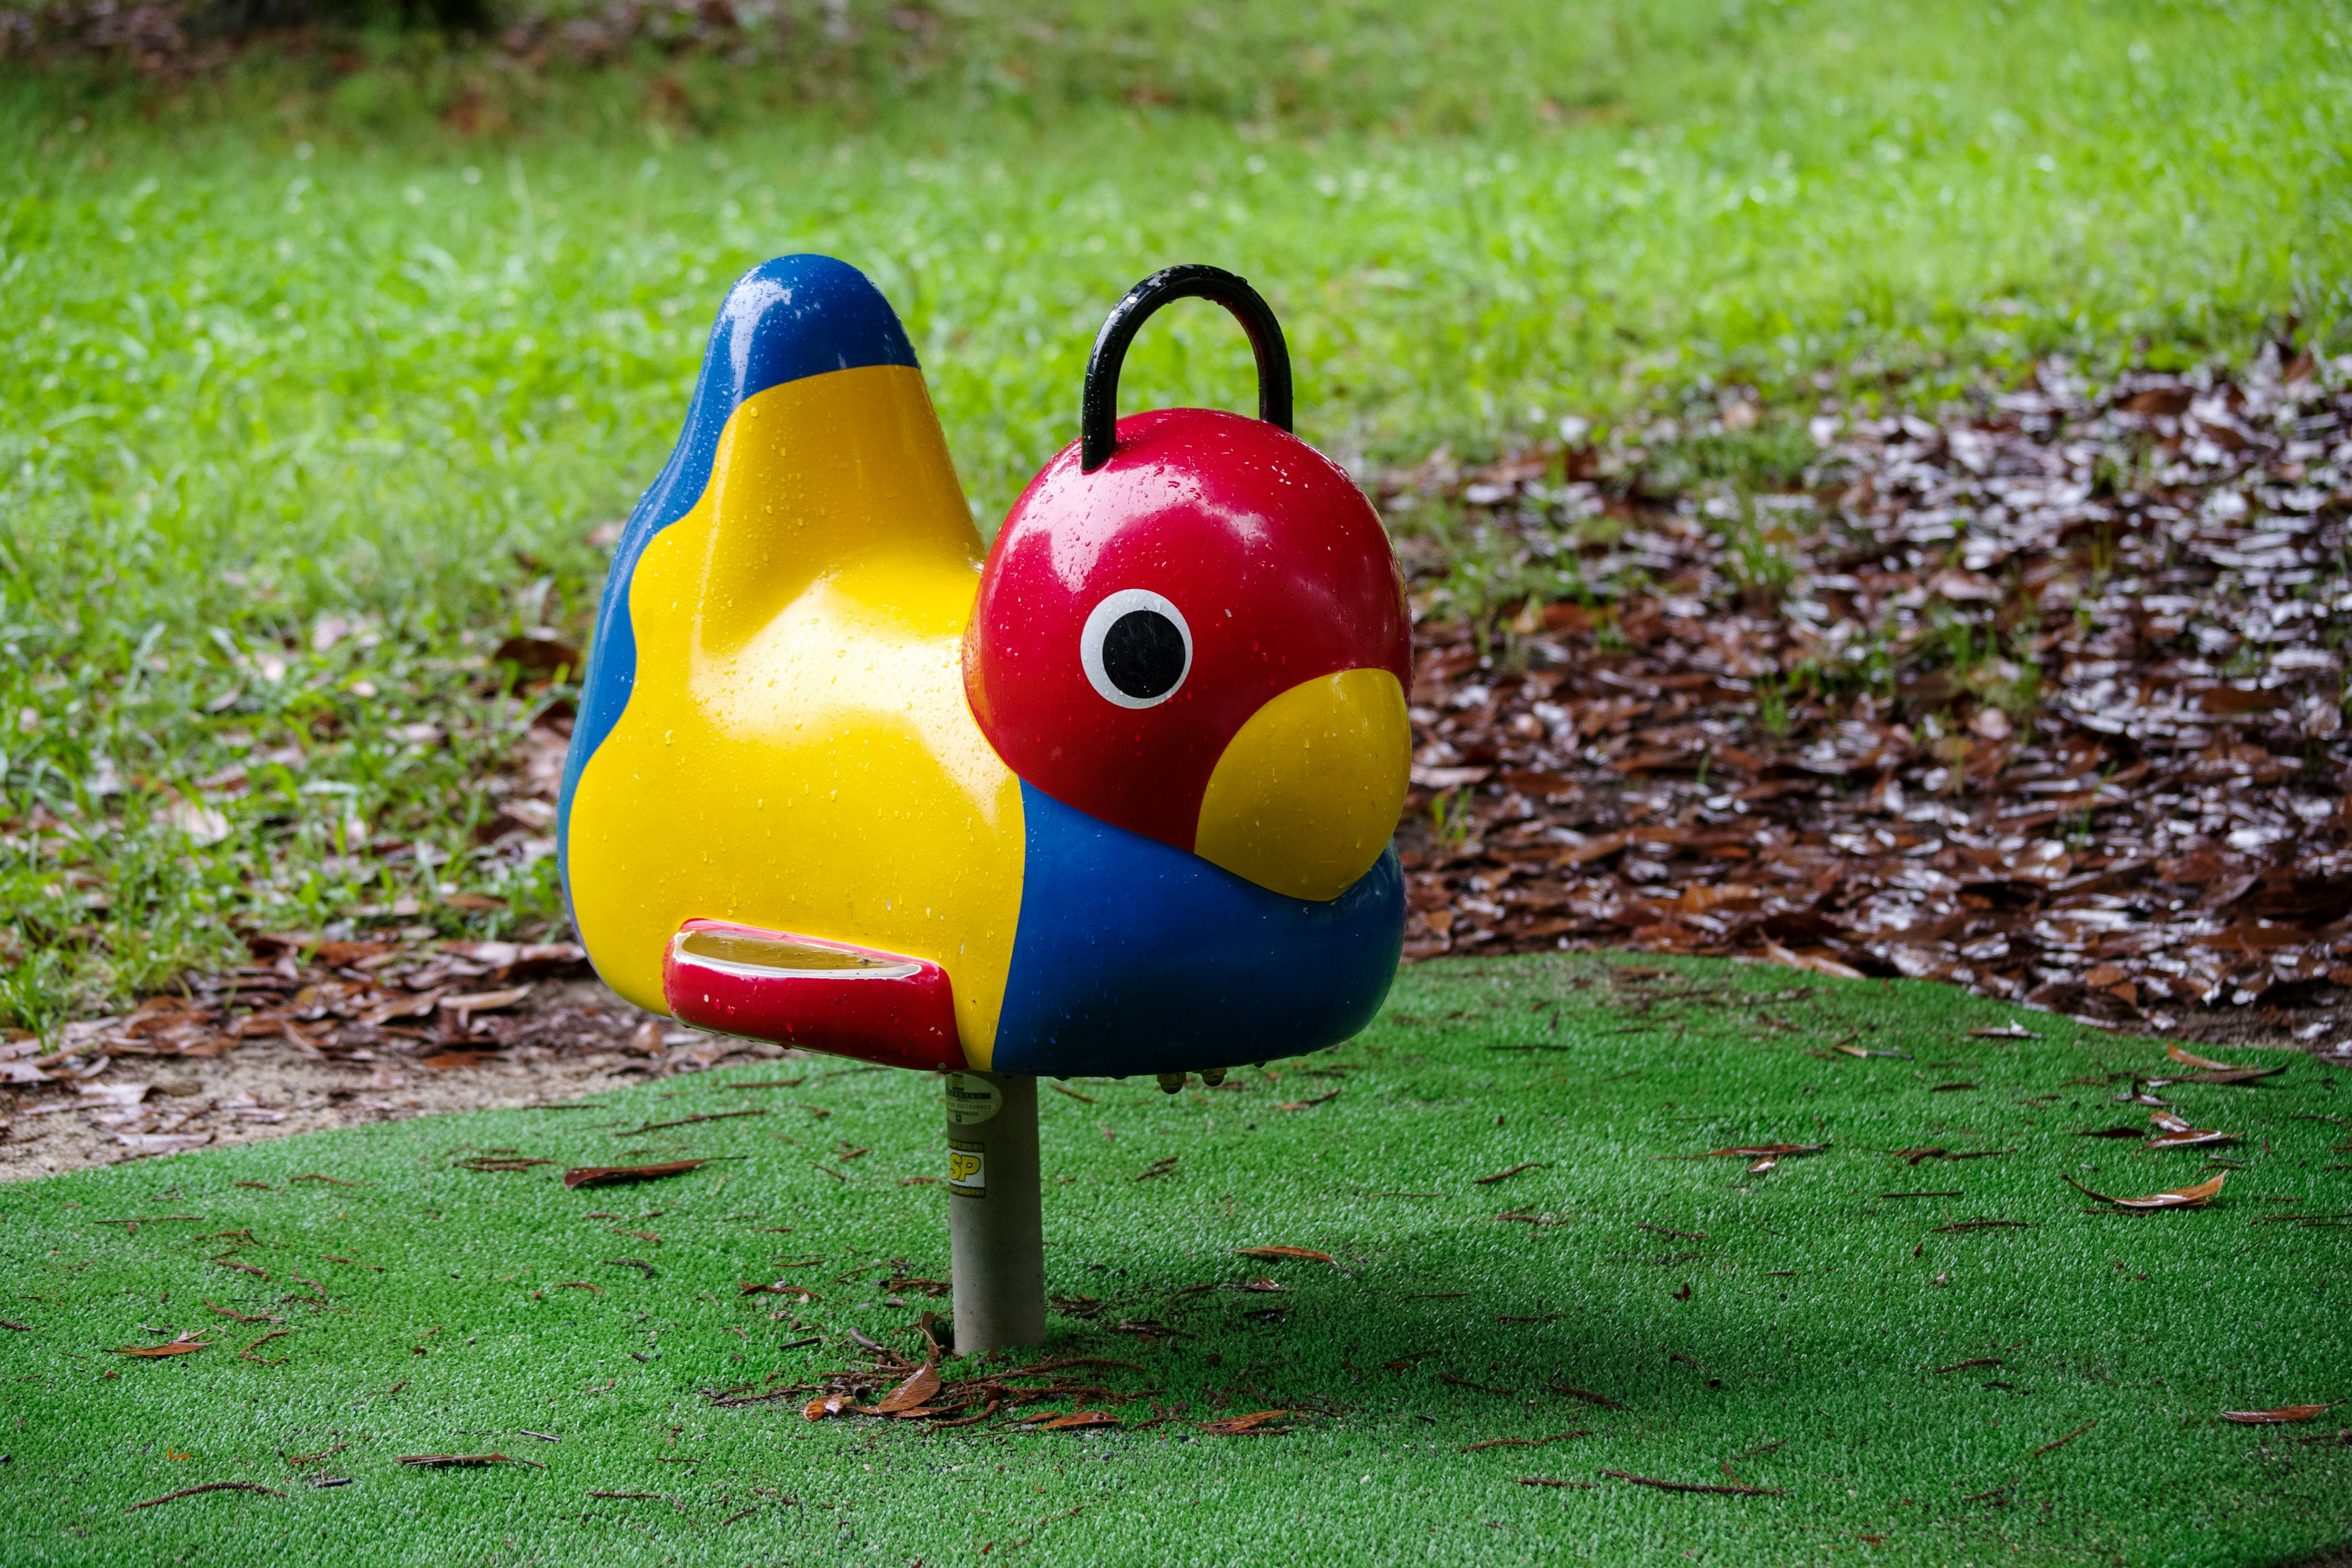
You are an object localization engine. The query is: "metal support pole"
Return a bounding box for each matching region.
[944,1070,1046,1354]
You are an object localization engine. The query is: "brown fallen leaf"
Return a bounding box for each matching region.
[111,1339,211,1357]
[313,938,398,967]
[2221,1401,2343,1425]
[1273,1089,1341,1110]
[1198,1410,1294,1435]
[441,986,533,1014]
[2076,1126,2146,1139]
[2164,1066,2289,1086]
[2147,1127,2239,1150]
[562,1160,709,1189]
[1031,1410,1120,1430]
[2167,1044,2239,1071]
[876,1362,941,1414]
[1474,1162,1545,1185]
[2065,1172,2228,1210]
[360,991,441,1026]
[1969,1022,2041,1040]
[804,1394,849,1421]
[396,1453,545,1468]
[1708,1144,1826,1159]
[1233,1246,1336,1265]
[1760,941,1863,980]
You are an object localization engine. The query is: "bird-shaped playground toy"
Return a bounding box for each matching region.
[559,256,1411,1085]
[558,257,1411,1349]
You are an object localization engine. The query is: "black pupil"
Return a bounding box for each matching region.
[1101,610,1186,699]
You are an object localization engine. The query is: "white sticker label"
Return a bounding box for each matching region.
[944,1072,1003,1127]
[947,1140,986,1197]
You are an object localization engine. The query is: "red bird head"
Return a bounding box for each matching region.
[965,402,1412,902]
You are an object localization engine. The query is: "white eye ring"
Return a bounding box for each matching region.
[1079,589,1193,710]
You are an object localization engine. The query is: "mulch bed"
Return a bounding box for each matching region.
[1385,345,2352,1055]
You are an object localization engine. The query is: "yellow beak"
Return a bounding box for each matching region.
[1193,668,1412,902]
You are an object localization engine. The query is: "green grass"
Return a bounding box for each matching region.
[3,0,2350,1024]
[4,954,2348,1566]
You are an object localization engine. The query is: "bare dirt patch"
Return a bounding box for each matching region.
[1,971,791,1182]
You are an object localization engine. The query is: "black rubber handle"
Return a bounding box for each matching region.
[1080,264,1292,473]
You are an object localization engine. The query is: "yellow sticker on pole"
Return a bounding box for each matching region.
[947,1139,986,1197]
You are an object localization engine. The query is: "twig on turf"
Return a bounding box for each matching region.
[562,1160,711,1189]
[1550,1385,1627,1411]
[1600,1469,1784,1496]
[126,1481,283,1510]
[398,1453,545,1468]
[614,1109,766,1137]
[1464,1433,1588,1452]
[94,1215,205,1236]
[2029,1421,2096,1458]
[925,1399,1001,1428]
[203,1298,277,1324]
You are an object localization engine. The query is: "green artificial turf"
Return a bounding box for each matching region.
[2,954,2348,1566]
[4,0,2351,1023]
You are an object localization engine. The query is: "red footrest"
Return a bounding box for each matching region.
[661,919,965,1071]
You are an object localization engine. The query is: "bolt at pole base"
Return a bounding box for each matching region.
[946,1071,1045,1355]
